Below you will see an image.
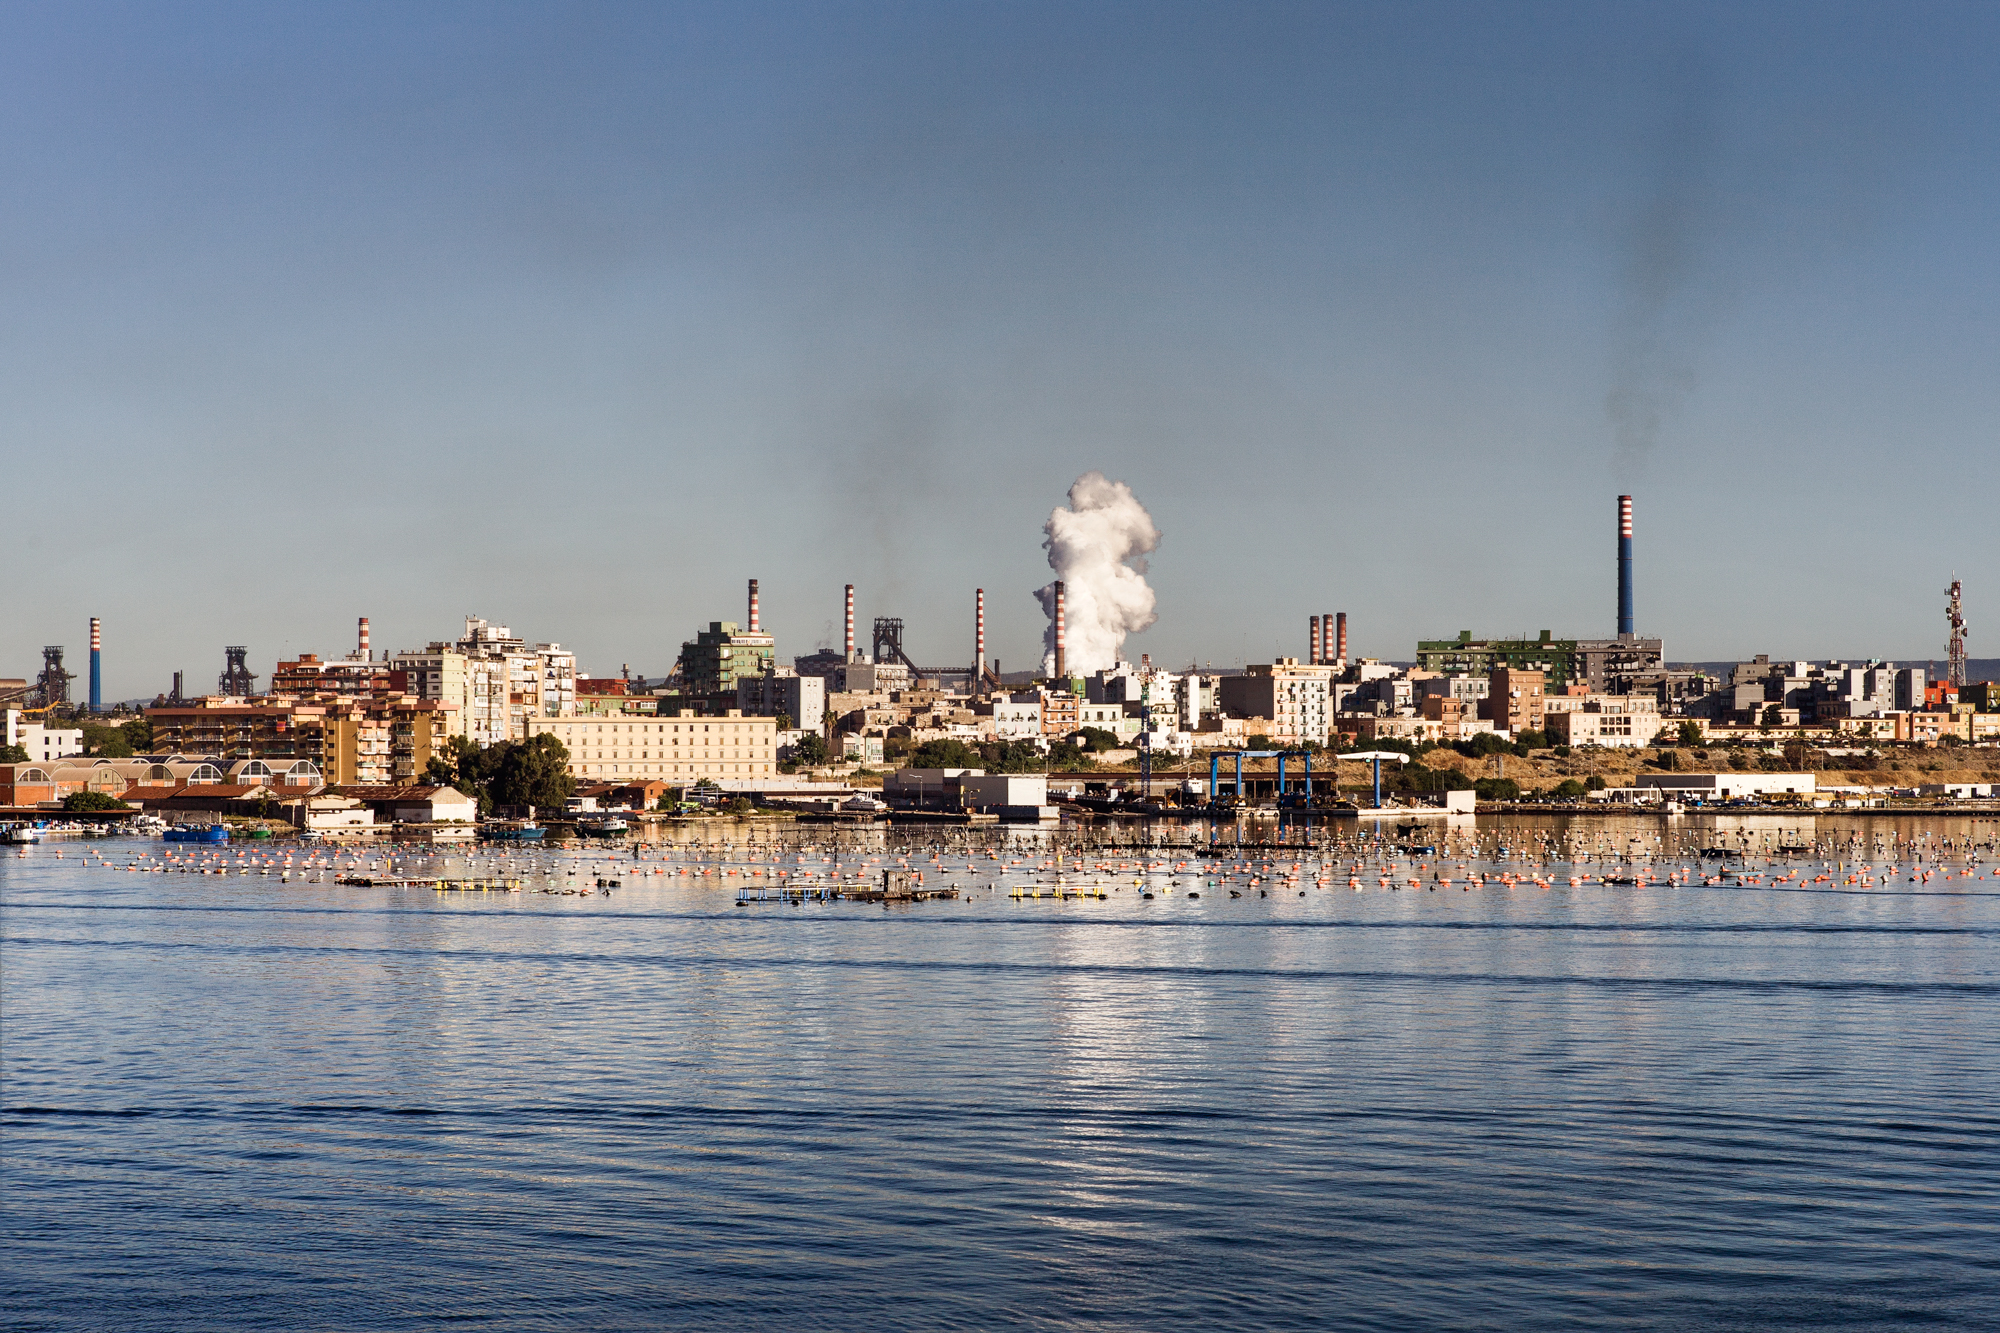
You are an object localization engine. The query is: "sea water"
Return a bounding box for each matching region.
[4,820,1997,1331]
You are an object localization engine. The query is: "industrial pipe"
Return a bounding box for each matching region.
[1617,495,1634,639]
[1053,581,1067,682]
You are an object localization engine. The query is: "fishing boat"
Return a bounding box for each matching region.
[164,824,230,844]
[482,822,546,842]
[3,823,44,844]
[577,815,629,836]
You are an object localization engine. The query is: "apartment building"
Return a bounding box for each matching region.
[681,621,776,696]
[1484,668,1547,734]
[4,711,84,762]
[531,710,778,782]
[392,618,575,744]
[1218,659,1334,744]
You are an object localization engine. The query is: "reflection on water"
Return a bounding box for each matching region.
[3,817,1997,1331]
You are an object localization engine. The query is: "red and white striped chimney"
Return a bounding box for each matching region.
[844,584,855,659]
[1053,580,1067,681]
[975,588,986,678]
[358,617,370,661]
[748,579,761,634]
[91,617,101,651]
[1309,615,1320,665]
[1337,612,1348,668]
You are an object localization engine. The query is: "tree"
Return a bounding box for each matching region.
[122,714,154,752]
[0,744,28,764]
[1045,741,1090,772]
[1247,734,1275,752]
[1398,764,1473,793]
[1552,779,1588,799]
[1072,727,1120,753]
[789,732,828,767]
[909,738,980,769]
[1678,721,1703,748]
[1474,777,1520,801]
[1761,705,1783,730]
[64,790,128,812]
[427,735,492,807]
[979,740,1045,774]
[1584,775,1607,791]
[490,734,576,813]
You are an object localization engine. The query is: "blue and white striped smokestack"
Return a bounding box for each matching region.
[1617,496,1634,640]
[89,617,102,713]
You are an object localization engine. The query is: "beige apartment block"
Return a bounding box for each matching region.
[532,710,778,782]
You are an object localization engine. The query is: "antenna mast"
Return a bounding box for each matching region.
[1945,579,1968,688]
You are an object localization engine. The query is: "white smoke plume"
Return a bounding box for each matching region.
[1035,472,1160,677]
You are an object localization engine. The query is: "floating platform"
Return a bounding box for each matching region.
[336,875,524,891]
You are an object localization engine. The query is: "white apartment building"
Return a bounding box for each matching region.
[990,697,1042,741]
[1218,660,1335,745]
[393,618,576,746]
[1543,693,1664,748]
[4,711,85,762]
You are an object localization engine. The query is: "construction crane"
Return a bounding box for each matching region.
[1946,578,1968,688]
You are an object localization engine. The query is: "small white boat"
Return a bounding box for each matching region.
[3,825,44,844]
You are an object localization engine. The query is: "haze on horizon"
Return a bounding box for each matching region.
[4,2,1995,699]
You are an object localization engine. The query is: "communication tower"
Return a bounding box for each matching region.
[1945,579,1968,688]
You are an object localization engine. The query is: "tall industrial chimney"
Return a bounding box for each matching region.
[357,617,371,661]
[1336,612,1348,669]
[1309,615,1320,665]
[1617,495,1634,640]
[1053,580,1067,682]
[748,579,761,634]
[1322,612,1333,667]
[89,618,102,713]
[975,588,986,680]
[844,584,856,660]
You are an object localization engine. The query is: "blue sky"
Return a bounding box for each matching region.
[5,2,1995,697]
